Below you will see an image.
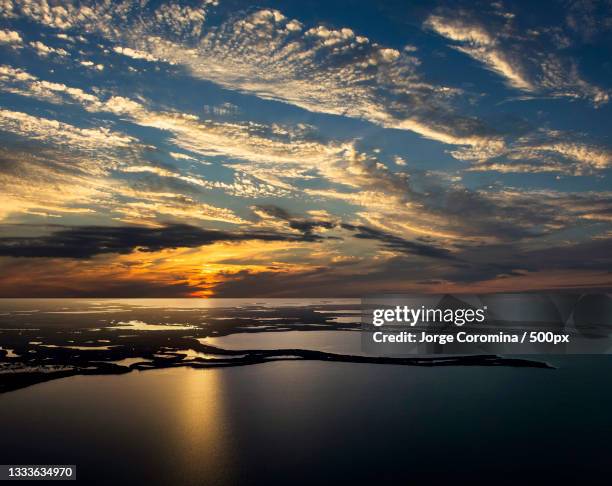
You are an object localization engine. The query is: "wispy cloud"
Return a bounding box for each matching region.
[0,0,610,295]
[456,129,612,175]
[425,3,609,106]
[0,109,133,149]
[113,46,159,62]
[29,40,68,57]
[3,1,504,151]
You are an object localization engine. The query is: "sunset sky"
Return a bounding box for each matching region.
[0,0,611,297]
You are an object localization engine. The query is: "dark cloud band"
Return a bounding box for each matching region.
[0,220,457,261]
[0,224,320,259]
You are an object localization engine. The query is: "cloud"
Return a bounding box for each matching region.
[252,205,457,260]
[308,145,612,243]
[2,62,606,243]
[0,254,204,298]
[113,46,159,62]
[0,65,300,217]
[565,0,612,41]
[0,93,247,226]
[0,145,248,227]
[0,64,102,105]
[0,0,215,32]
[253,205,337,236]
[138,8,504,150]
[0,211,461,263]
[80,60,104,70]
[0,0,609,297]
[4,2,608,178]
[456,129,612,175]
[0,109,134,150]
[307,147,542,241]
[29,40,68,57]
[206,233,612,297]
[0,146,112,221]
[2,1,504,151]
[341,223,457,260]
[0,63,353,192]
[0,223,327,259]
[425,14,533,91]
[0,28,22,45]
[111,190,248,226]
[425,4,609,106]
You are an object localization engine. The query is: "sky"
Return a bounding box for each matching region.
[0,0,610,297]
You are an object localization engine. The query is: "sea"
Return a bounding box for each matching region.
[0,299,610,485]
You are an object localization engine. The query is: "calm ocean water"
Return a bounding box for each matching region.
[1,360,612,484]
[1,300,611,484]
